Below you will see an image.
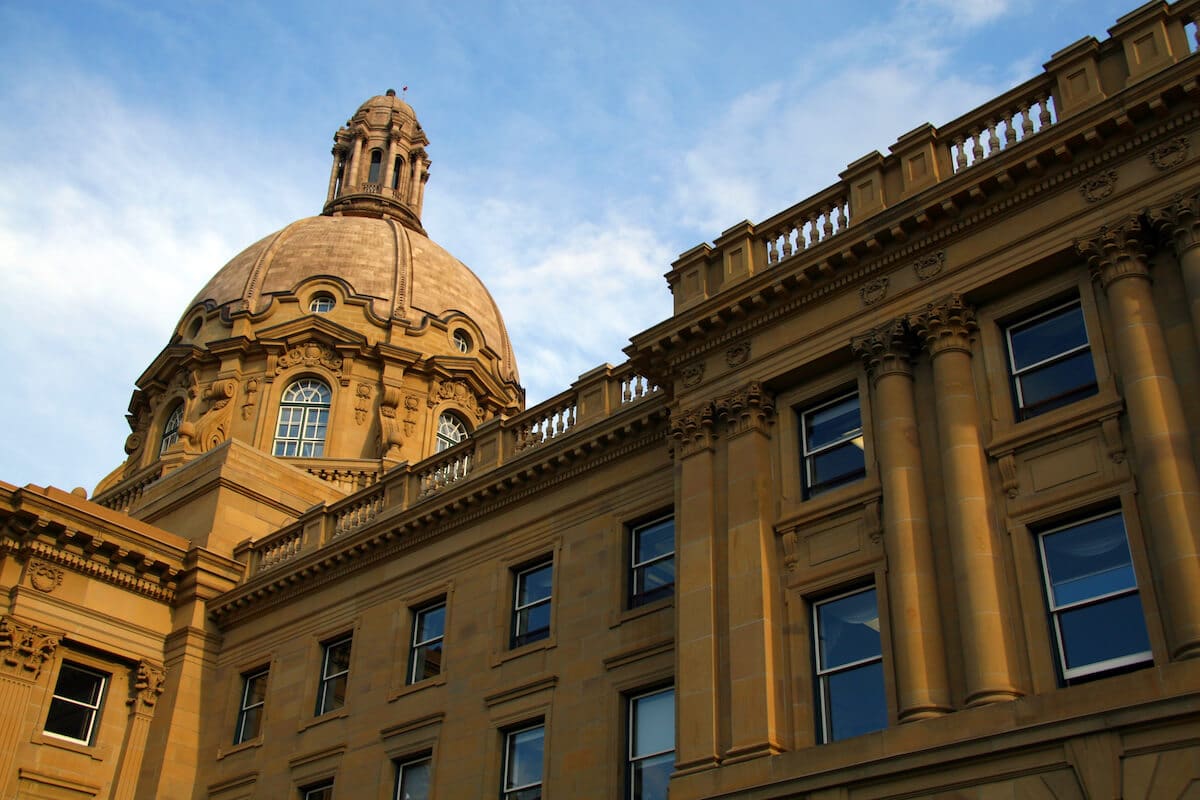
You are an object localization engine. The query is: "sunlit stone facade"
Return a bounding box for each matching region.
[4,3,1200,797]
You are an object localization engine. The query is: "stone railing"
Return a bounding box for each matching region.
[939,75,1056,175]
[290,458,383,493]
[93,463,164,514]
[242,360,662,576]
[763,183,851,267]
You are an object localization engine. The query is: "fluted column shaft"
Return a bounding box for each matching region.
[347,137,363,190]
[325,147,342,203]
[910,296,1021,706]
[111,662,165,800]
[671,403,722,772]
[0,617,60,798]
[717,383,784,759]
[853,322,952,721]
[1081,221,1200,659]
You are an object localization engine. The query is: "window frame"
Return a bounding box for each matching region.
[394,754,432,800]
[501,722,545,800]
[233,667,269,745]
[1036,509,1152,683]
[309,295,336,313]
[314,634,353,717]
[628,514,675,609]
[812,585,887,743]
[1004,297,1099,421]
[627,686,674,800]
[300,780,334,800]
[799,390,866,499]
[159,403,184,454]
[273,378,333,458]
[43,661,108,746]
[407,600,446,685]
[436,412,469,452]
[511,560,553,649]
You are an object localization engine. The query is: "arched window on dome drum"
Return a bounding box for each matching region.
[273,379,332,458]
[436,412,469,452]
[368,149,383,184]
[159,404,184,454]
[392,155,404,191]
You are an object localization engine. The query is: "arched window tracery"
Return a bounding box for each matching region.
[436,412,469,452]
[159,404,184,454]
[273,378,332,457]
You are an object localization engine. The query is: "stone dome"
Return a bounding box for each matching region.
[355,89,418,123]
[189,214,519,383]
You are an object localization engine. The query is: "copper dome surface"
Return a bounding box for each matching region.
[189,215,519,383]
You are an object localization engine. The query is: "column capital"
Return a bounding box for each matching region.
[1146,192,1200,258]
[714,381,775,437]
[908,293,978,356]
[852,318,916,380]
[670,401,717,459]
[0,615,61,681]
[1076,216,1153,289]
[127,660,166,713]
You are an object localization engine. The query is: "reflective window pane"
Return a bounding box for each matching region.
[825,660,887,741]
[634,519,673,563]
[518,565,552,605]
[805,396,861,451]
[632,689,674,756]
[505,726,544,791]
[1043,514,1136,607]
[817,588,881,670]
[1017,351,1097,412]
[809,439,865,491]
[396,757,430,800]
[1009,303,1088,370]
[632,751,672,800]
[1059,593,1151,669]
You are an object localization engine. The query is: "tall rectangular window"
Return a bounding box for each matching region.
[301,781,334,800]
[233,667,269,744]
[315,635,352,716]
[407,601,446,684]
[511,561,552,648]
[628,687,674,800]
[630,515,674,607]
[1006,299,1098,420]
[502,723,544,799]
[394,755,431,800]
[1037,510,1151,682]
[813,586,886,742]
[44,662,107,745]
[800,392,865,498]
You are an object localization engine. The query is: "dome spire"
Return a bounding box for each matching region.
[323,90,431,234]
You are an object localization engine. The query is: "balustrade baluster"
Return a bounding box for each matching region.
[954,138,968,170]
[766,237,778,264]
[970,130,984,162]
[780,228,792,260]
[1037,95,1051,129]
[822,206,834,239]
[986,120,1000,156]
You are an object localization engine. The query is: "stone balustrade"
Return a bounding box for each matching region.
[762,184,851,267]
[939,76,1056,175]
[93,463,164,513]
[332,485,386,537]
[415,444,474,499]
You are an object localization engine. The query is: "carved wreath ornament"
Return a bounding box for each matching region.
[1079,170,1118,203]
[1149,136,1189,171]
[28,560,63,593]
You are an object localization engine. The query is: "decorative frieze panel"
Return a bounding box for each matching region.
[273,342,344,382]
[428,378,485,421]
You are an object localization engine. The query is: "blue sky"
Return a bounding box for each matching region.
[1,0,1137,492]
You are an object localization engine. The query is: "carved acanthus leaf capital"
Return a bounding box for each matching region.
[714,381,775,437]
[908,293,978,356]
[1145,192,1200,258]
[129,660,166,711]
[0,615,60,681]
[851,318,915,380]
[1076,217,1153,289]
[670,402,717,459]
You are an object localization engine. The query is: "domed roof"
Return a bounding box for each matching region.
[355,89,417,123]
[190,214,519,383]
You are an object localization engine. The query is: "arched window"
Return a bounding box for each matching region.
[273,379,332,457]
[391,156,404,190]
[368,149,383,184]
[436,412,468,452]
[452,330,472,353]
[159,404,184,454]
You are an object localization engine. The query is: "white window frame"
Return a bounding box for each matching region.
[629,514,674,608]
[301,781,334,800]
[315,635,352,716]
[44,661,108,745]
[511,561,552,648]
[233,667,269,744]
[502,723,544,799]
[407,601,446,685]
[799,391,865,498]
[159,404,184,453]
[394,755,432,800]
[309,295,336,313]
[813,586,884,743]
[627,687,674,800]
[1037,510,1152,682]
[1005,298,1098,420]
[273,378,332,458]
[452,329,471,353]
[436,412,468,452]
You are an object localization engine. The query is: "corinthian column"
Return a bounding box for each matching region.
[852,320,952,721]
[715,382,785,758]
[1148,193,1200,353]
[111,661,166,800]
[670,402,722,772]
[1079,219,1200,660]
[0,616,61,798]
[909,295,1022,706]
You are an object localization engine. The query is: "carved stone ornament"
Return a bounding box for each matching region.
[427,378,485,421]
[851,318,914,380]
[124,432,144,456]
[908,293,978,355]
[129,660,166,710]
[28,560,63,593]
[1149,136,1189,171]
[714,381,775,436]
[1079,170,1118,203]
[669,402,716,459]
[378,386,404,458]
[1145,192,1200,257]
[192,379,238,452]
[0,615,60,680]
[241,378,260,420]
[912,251,946,281]
[354,383,373,425]
[997,453,1019,499]
[859,276,889,306]
[680,362,705,388]
[726,341,751,368]
[274,342,343,380]
[1076,217,1151,290]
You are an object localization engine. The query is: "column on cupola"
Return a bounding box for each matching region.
[1149,193,1200,352]
[670,402,722,772]
[909,295,1022,706]
[326,144,343,202]
[111,661,166,800]
[852,320,952,721]
[1078,219,1200,660]
[408,152,422,208]
[347,134,364,191]
[715,382,785,758]
[0,616,61,797]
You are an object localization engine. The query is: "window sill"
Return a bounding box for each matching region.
[216,737,263,760]
[297,707,349,733]
[987,390,1123,455]
[777,480,881,534]
[32,732,108,761]
[494,635,557,667]
[389,673,446,702]
[611,596,673,629]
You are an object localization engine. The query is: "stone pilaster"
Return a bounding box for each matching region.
[852,321,952,721]
[714,383,785,759]
[909,295,1022,706]
[1148,193,1200,353]
[111,661,166,800]
[1079,220,1200,660]
[0,616,61,798]
[670,402,722,772]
